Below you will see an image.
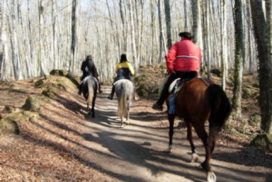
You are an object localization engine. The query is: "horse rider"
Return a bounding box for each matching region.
[78,55,102,95]
[108,53,135,100]
[152,32,202,111]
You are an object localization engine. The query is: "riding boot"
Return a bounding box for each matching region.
[98,83,103,93]
[108,86,115,100]
[95,77,103,93]
[78,85,82,95]
[152,73,178,111]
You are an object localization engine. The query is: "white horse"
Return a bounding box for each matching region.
[114,79,134,127]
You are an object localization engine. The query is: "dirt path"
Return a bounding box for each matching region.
[80,87,271,182]
[0,79,271,182]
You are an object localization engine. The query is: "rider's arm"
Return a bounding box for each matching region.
[166,43,177,74]
[128,63,135,76]
[81,61,85,72]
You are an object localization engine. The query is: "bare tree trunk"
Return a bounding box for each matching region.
[38,0,46,76]
[157,0,166,63]
[27,0,34,77]
[164,0,172,49]
[232,0,244,118]
[106,0,120,58]
[70,0,78,74]
[184,0,188,30]
[221,0,228,90]
[192,0,203,49]
[128,0,137,66]
[202,1,209,77]
[10,0,22,80]
[51,0,59,69]
[149,0,155,64]
[0,0,4,78]
[250,0,272,134]
[119,0,127,52]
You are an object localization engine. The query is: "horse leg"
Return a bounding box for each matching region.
[120,116,124,127]
[125,99,130,124]
[194,123,216,182]
[87,103,91,115]
[91,95,96,118]
[167,114,175,153]
[186,121,198,163]
[205,128,219,182]
[193,124,210,170]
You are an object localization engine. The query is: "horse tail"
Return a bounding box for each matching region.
[87,80,94,105]
[118,83,127,118]
[207,84,232,131]
[118,93,126,118]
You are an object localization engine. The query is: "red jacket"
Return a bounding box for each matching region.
[166,38,202,73]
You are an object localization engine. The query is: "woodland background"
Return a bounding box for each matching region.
[0,1,272,139]
[0,0,257,80]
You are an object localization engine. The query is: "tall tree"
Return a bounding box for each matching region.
[0,0,3,78]
[71,0,78,73]
[232,0,244,118]
[157,0,167,63]
[38,0,46,76]
[164,0,172,49]
[119,0,127,52]
[220,0,228,90]
[192,0,203,49]
[250,0,272,135]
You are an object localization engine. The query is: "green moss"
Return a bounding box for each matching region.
[50,69,68,76]
[251,134,272,151]
[0,118,19,135]
[22,96,41,112]
[134,64,165,99]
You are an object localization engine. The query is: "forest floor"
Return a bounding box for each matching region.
[0,74,271,182]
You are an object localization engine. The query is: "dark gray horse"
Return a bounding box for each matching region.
[81,75,98,117]
[114,79,134,127]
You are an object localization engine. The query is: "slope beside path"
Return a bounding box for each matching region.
[0,76,271,182]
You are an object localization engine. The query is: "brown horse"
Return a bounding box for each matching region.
[167,78,231,182]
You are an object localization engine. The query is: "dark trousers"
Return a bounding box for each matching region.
[157,71,198,105]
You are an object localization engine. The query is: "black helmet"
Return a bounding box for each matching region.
[179,32,193,40]
[86,55,93,60]
[120,54,127,62]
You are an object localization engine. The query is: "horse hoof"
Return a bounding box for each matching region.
[207,171,216,182]
[164,145,172,153]
[191,153,199,163]
[200,161,209,171]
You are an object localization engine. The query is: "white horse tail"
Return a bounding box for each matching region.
[115,79,134,126]
[118,93,126,120]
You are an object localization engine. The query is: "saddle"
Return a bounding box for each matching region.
[168,77,212,115]
[168,78,189,94]
[168,78,187,115]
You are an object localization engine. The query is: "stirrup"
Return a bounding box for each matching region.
[152,103,163,111]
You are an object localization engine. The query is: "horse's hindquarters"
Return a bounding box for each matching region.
[115,79,134,125]
[82,76,97,117]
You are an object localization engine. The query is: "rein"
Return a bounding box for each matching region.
[200,77,214,87]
